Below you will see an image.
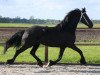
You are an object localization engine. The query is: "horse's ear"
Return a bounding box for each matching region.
[82,7,86,13]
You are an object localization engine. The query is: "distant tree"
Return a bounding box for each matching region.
[0,15,2,18]
[1,15,99,25]
[29,16,35,24]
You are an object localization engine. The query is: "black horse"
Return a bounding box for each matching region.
[4,8,93,67]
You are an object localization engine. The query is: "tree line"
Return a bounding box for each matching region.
[0,16,100,24]
[92,20,100,24]
[0,16,60,24]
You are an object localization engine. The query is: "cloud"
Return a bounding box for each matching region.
[0,0,100,19]
[0,0,67,19]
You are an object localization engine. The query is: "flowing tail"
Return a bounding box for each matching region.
[3,30,25,54]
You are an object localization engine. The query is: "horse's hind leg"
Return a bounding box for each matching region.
[48,47,65,66]
[69,45,86,65]
[30,43,43,67]
[7,45,29,64]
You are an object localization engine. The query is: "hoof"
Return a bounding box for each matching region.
[48,60,56,66]
[6,59,14,64]
[37,62,43,67]
[80,59,87,65]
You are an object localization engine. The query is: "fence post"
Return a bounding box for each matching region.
[45,46,48,63]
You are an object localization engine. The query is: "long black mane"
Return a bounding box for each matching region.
[56,9,81,32]
[63,8,81,22]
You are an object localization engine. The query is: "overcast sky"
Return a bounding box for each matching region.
[0,0,100,20]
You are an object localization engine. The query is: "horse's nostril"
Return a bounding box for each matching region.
[90,25,93,28]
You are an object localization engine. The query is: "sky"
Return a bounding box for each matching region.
[0,0,100,20]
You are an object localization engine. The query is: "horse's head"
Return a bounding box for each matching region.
[80,8,93,28]
[62,8,93,29]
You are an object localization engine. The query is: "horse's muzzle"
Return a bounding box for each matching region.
[89,25,93,28]
[88,24,93,28]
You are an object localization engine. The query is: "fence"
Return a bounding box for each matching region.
[0,27,100,62]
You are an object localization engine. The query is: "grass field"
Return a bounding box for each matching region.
[0,23,100,28]
[0,23,53,27]
[0,45,100,64]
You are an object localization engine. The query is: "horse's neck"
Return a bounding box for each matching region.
[67,19,79,32]
[56,19,79,34]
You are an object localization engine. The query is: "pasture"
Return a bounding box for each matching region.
[0,23,100,64]
[0,45,100,64]
[0,23,100,28]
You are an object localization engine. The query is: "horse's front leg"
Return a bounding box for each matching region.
[69,45,86,65]
[48,47,65,66]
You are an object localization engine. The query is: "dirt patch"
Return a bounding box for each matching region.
[0,64,100,75]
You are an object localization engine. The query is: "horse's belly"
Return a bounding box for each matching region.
[40,35,75,47]
[40,39,63,47]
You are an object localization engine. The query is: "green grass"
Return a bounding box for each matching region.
[0,23,32,27]
[0,23,100,28]
[77,23,100,28]
[0,23,55,27]
[0,45,100,64]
